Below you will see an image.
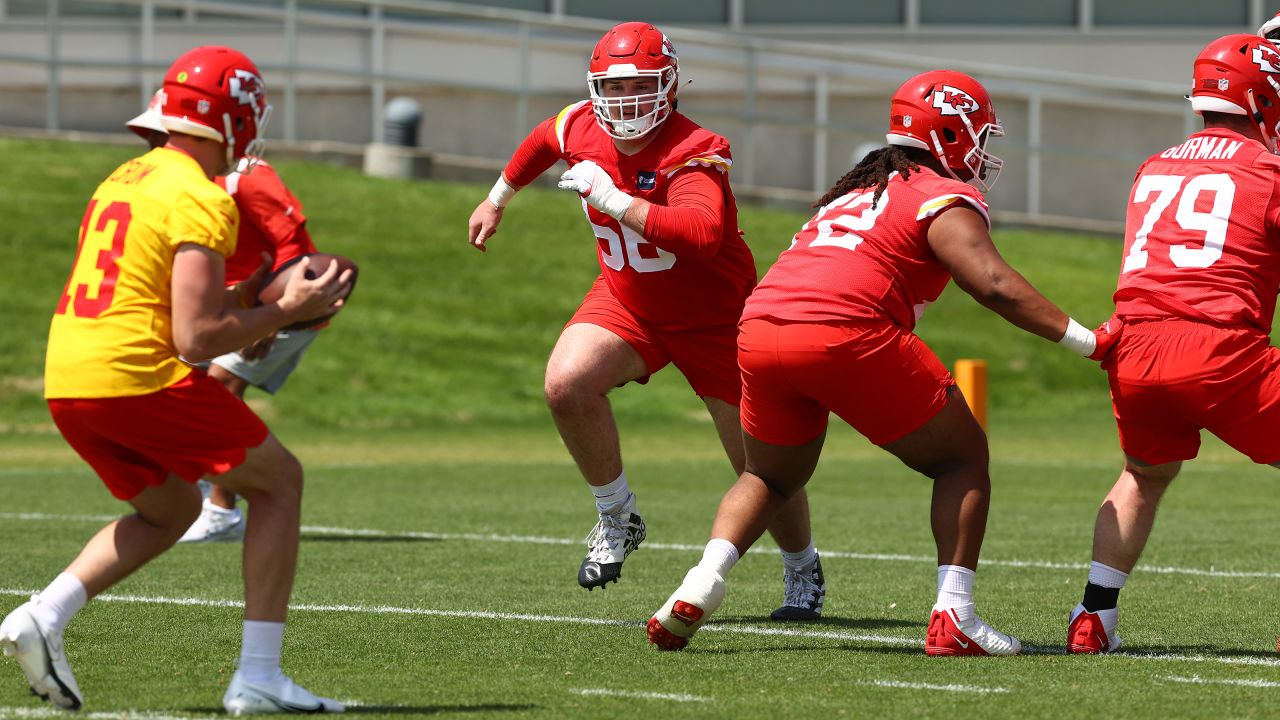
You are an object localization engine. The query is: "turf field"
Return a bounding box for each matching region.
[2,137,1279,718]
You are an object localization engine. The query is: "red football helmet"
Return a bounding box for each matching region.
[587,22,679,139]
[159,46,271,171]
[1190,34,1280,153]
[885,70,1003,192]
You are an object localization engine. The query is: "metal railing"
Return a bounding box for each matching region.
[0,0,1218,230]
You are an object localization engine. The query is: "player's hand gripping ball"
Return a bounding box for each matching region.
[256,253,359,330]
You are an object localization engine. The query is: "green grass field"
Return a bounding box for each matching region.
[2,137,1279,718]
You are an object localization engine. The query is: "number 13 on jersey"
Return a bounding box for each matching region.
[56,199,132,318]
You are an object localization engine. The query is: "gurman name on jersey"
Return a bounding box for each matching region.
[1159,136,1244,161]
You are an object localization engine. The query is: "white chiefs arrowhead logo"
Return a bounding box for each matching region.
[929,85,979,116]
[229,68,265,108]
[1253,45,1280,74]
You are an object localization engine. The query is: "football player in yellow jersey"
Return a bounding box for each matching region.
[0,46,352,714]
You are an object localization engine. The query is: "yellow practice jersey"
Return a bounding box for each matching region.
[44,148,238,399]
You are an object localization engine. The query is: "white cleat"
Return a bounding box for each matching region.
[223,670,344,715]
[0,600,83,710]
[646,566,726,651]
[178,499,245,544]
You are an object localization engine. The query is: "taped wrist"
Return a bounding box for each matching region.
[487,175,517,209]
[1058,317,1097,356]
[593,186,634,221]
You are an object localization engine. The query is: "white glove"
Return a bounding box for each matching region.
[557,160,634,221]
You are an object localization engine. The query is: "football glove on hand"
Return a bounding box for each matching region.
[558,160,634,221]
[1089,314,1124,362]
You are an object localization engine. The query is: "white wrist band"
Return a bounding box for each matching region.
[1058,317,1097,356]
[487,176,516,209]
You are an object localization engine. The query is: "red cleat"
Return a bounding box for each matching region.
[646,568,724,652]
[1067,603,1121,654]
[925,605,1021,656]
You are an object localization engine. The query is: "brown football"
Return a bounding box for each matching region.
[256,253,358,330]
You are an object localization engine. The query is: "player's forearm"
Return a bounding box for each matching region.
[637,168,725,257]
[640,202,722,258]
[176,304,288,362]
[503,120,562,188]
[961,267,1070,343]
[620,198,650,236]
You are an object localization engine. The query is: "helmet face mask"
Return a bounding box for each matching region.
[958,111,1004,191]
[1261,11,1280,41]
[160,46,271,173]
[885,71,1004,192]
[587,23,679,140]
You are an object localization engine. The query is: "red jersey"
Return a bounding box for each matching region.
[214,160,316,285]
[504,102,756,331]
[743,167,988,330]
[1113,128,1280,333]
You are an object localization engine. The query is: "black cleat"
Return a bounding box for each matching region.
[770,555,825,621]
[578,561,623,589]
[578,495,646,590]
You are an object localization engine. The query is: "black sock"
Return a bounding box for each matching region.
[1082,582,1120,612]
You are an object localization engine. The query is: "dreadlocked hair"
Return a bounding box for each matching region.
[814,145,920,209]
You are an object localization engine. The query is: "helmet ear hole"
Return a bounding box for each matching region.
[942,128,957,143]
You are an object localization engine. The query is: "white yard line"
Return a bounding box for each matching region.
[1163,674,1280,688]
[2,587,1278,670]
[0,707,223,720]
[3,512,1278,580]
[862,679,1009,694]
[570,688,711,703]
[0,587,915,646]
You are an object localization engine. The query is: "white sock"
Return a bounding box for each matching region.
[239,620,285,684]
[1088,561,1129,589]
[31,572,86,634]
[780,540,817,571]
[591,473,631,514]
[204,498,239,517]
[696,538,739,578]
[935,565,975,610]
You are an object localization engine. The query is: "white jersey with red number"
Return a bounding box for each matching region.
[743,167,987,329]
[510,102,756,331]
[1113,128,1280,333]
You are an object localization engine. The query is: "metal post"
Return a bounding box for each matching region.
[0,1,8,21]
[183,0,196,23]
[549,0,565,19]
[1027,94,1042,218]
[46,0,59,131]
[1250,0,1266,31]
[728,0,744,31]
[904,0,920,33]
[741,46,758,188]
[284,0,298,142]
[813,74,829,195]
[371,2,386,144]
[516,22,531,143]
[140,0,156,106]
[1079,0,1093,33]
